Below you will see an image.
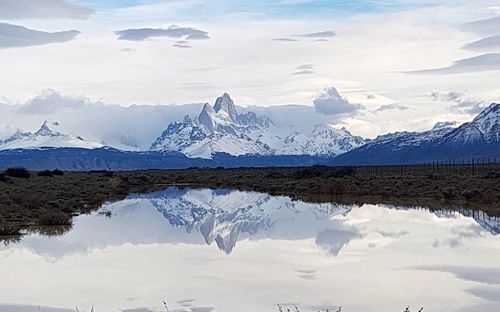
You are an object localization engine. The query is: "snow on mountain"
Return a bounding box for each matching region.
[334,103,499,164]
[441,103,499,144]
[365,119,461,149]
[432,121,459,131]
[150,95,273,158]
[151,93,364,158]
[0,120,104,151]
[279,125,367,156]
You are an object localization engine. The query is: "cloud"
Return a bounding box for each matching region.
[293,70,314,75]
[292,64,316,75]
[296,269,317,280]
[298,30,336,38]
[460,16,500,35]
[374,103,409,113]
[17,89,89,114]
[450,99,485,114]
[430,91,485,114]
[376,229,409,238]
[0,23,79,48]
[406,53,500,75]
[173,43,191,48]
[0,0,94,19]
[430,91,464,102]
[296,64,315,70]
[0,304,73,312]
[463,35,500,51]
[466,286,500,302]
[315,227,359,256]
[313,87,362,116]
[115,25,210,41]
[412,265,500,285]
[272,37,299,42]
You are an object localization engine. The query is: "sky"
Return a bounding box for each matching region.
[0,0,500,138]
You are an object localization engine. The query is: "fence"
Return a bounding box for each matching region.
[353,158,500,177]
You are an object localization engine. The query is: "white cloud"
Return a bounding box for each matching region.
[406,53,500,74]
[0,23,79,48]
[272,37,299,42]
[313,87,362,116]
[297,30,336,38]
[460,15,500,35]
[464,35,500,51]
[429,91,486,114]
[115,25,210,41]
[17,89,89,114]
[373,103,409,113]
[0,0,94,19]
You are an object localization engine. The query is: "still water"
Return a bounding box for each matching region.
[1,188,500,312]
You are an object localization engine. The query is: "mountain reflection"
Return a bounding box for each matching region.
[2,187,499,258]
[130,187,356,254]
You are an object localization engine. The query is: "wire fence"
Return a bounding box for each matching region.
[353,158,500,177]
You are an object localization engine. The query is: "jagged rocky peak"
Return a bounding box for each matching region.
[198,103,216,131]
[213,92,239,123]
[35,120,63,137]
[183,114,193,124]
[3,129,32,144]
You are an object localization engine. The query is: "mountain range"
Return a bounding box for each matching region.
[150,93,366,158]
[0,121,103,151]
[333,102,499,164]
[0,93,498,169]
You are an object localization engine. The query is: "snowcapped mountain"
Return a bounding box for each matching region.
[334,103,500,164]
[367,123,457,148]
[150,94,274,158]
[151,93,365,158]
[441,103,499,145]
[0,121,104,151]
[279,125,366,156]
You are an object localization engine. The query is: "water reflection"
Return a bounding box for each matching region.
[0,187,499,312]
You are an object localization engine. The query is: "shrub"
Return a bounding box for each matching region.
[486,170,500,179]
[461,189,480,199]
[294,166,354,179]
[4,167,30,179]
[0,226,21,236]
[38,211,72,226]
[37,170,54,177]
[0,173,8,182]
[52,169,64,176]
[37,169,64,177]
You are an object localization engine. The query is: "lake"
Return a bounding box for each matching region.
[1,187,499,312]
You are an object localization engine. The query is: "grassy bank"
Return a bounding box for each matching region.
[0,165,499,239]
